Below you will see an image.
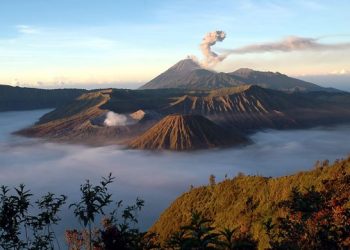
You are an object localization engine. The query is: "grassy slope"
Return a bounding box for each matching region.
[150,157,350,249]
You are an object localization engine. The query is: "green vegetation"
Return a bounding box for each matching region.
[0,157,349,249]
[265,182,350,249]
[165,211,257,250]
[0,185,67,249]
[150,157,350,249]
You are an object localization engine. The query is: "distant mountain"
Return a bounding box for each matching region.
[0,84,86,111]
[139,59,339,92]
[129,114,247,150]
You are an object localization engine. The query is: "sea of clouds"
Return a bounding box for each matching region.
[0,109,350,240]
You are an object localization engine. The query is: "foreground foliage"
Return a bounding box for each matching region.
[0,185,66,249]
[265,174,350,249]
[0,157,349,249]
[150,156,350,249]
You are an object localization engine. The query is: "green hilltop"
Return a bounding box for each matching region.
[150,157,350,249]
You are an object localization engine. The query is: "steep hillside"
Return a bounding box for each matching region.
[0,84,86,111]
[150,157,350,249]
[161,85,350,130]
[17,89,136,143]
[18,90,111,138]
[162,85,301,115]
[129,114,248,150]
[161,85,301,130]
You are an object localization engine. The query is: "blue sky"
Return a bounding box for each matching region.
[1,0,350,89]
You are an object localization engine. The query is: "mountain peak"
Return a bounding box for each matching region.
[232,68,285,77]
[139,58,205,90]
[233,68,255,76]
[168,58,202,73]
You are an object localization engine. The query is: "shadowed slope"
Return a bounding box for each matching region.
[129,114,248,150]
[0,84,86,111]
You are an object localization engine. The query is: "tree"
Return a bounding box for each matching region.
[0,185,66,249]
[166,212,258,250]
[265,180,350,250]
[209,175,216,187]
[69,173,114,249]
[218,228,257,250]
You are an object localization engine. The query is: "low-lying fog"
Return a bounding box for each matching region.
[1,110,350,238]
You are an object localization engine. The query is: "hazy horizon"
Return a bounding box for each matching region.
[3,72,350,92]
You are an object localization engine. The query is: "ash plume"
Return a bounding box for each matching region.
[197,32,350,67]
[200,31,227,68]
[222,36,350,55]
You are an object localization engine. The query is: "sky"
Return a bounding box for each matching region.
[0,0,350,89]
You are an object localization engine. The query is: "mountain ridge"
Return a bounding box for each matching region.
[0,84,86,111]
[17,85,350,148]
[139,58,340,92]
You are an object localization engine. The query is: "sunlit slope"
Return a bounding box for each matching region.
[17,90,116,139]
[150,157,350,249]
[129,114,248,150]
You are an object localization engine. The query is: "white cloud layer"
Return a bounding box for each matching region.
[1,109,350,236]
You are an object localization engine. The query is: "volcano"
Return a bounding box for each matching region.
[139,58,338,92]
[139,58,204,89]
[129,114,248,150]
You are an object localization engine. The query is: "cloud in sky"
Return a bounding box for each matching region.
[0,1,349,86]
[330,69,349,75]
[16,25,40,34]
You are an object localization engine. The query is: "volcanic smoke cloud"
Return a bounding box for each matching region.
[200,31,226,67]
[199,32,350,68]
[104,111,128,126]
[223,36,350,55]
